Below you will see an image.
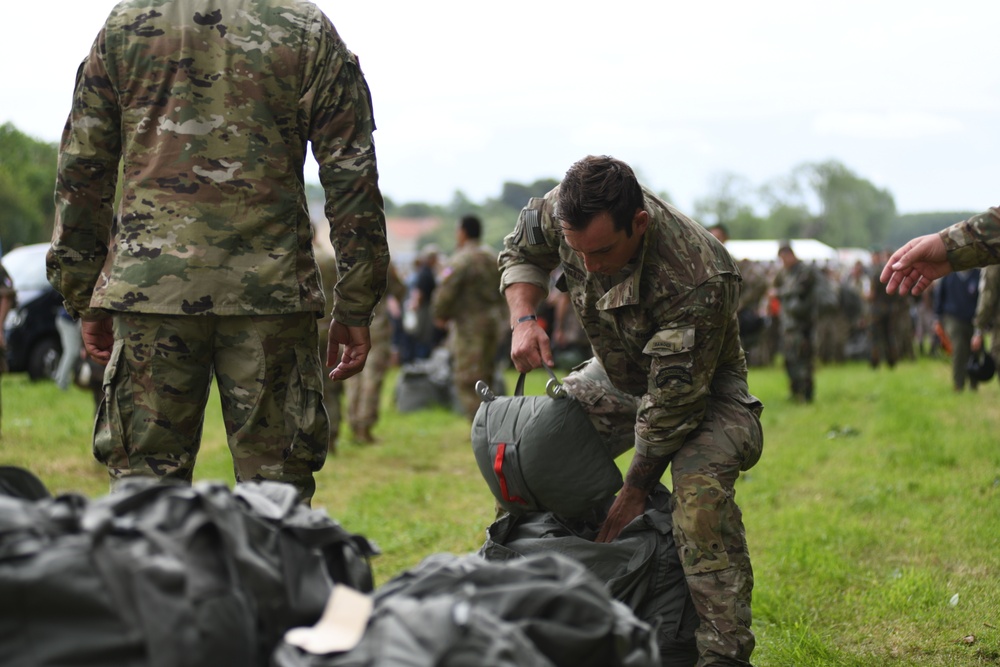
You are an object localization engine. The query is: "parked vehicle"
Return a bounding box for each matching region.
[2,243,63,381]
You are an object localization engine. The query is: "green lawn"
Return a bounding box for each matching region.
[2,355,999,666]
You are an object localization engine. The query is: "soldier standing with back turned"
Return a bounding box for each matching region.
[47,0,390,503]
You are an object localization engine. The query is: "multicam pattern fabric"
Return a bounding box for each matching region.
[499,188,759,458]
[773,259,818,401]
[48,0,389,326]
[499,186,764,666]
[433,243,505,419]
[94,311,328,503]
[942,207,1000,272]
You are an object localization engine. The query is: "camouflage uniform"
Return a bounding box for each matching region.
[47,0,390,503]
[975,264,1000,375]
[433,244,505,420]
[499,188,764,667]
[868,260,901,368]
[345,263,406,440]
[315,245,345,452]
[773,259,819,402]
[0,264,14,436]
[941,207,1000,269]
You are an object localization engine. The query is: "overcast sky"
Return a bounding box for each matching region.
[2,1,997,215]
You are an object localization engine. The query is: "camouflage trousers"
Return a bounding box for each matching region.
[320,369,344,451]
[95,312,328,504]
[344,335,392,434]
[563,358,762,667]
[450,323,499,421]
[781,324,814,402]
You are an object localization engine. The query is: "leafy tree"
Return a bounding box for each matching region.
[885,211,978,250]
[0,123,59,251]
[806,160,896,248]
[396,201,437,218]
[693,172,764,238]
[498,179,559,210]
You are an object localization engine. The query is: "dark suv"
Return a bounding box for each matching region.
[2,243,64,381]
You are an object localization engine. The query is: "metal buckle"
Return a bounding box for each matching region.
[476,380,497,402]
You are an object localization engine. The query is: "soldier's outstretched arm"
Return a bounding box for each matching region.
[880,233,950,296]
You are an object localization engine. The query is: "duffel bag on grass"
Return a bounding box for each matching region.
[480,485,700,667]
[273,552,660,667]
[0,473,378,667]
[471,367,622,519]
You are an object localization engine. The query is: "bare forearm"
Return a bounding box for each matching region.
[504,282,546,326]
[623,451,671,494]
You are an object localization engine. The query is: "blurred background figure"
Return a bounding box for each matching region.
[400,246,443,363]
[345,263,405,443]
[868,248,902,369]
[934,268,980,392]
[0,261,15,438]
[53,305,82,391]
[972,264,1000,386]
[432,215,504,420]
[773,242,819,403]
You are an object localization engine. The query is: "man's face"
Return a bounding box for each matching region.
[561,210,648,276]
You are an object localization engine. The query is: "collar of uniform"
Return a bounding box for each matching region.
[595,219,651,311]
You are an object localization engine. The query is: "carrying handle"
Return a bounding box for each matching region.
[514,366,566,399]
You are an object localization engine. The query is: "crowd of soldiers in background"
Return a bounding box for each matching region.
[736,251,927,370]
[327,228,997,435]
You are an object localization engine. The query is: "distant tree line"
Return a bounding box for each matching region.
[0,121,977,258]
[0,123,58,253]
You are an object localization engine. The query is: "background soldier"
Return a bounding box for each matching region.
[345,263,405,442]
[868,248,902,368]
[0,263,14,438]
[773,243,819,402]
[432,215,505,420]
[972,264,1000,384]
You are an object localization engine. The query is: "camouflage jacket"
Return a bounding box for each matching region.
[773,260,819,326]
[499,188,759,458]
[942,207,1000,273]
[974,264,1000,331]
[432,243,504,331]
[48,0,389,325]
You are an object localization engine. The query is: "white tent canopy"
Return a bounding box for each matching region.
[723,239,839,263]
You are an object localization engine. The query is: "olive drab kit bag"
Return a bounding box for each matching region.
[0,472,378,667]
[470,367,623,519]
[480,485,701,667]
[273,552,661,667]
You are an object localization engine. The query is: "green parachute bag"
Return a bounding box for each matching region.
[471,367,623,519]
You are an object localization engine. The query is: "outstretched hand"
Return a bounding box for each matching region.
[326,320,371,381]
[880,233,950,296]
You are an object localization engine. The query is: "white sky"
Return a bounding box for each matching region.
[2,1,998,215]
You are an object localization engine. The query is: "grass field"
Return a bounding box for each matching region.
[2,355,999,666]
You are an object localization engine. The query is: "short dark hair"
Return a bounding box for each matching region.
[710,223,730,238]
[556,155,644,237]
[459,214,482,240]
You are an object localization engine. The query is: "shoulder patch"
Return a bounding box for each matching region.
[642,328,696,356]
[522,208,544,246]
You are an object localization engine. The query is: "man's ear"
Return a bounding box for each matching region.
[633,209,650,236]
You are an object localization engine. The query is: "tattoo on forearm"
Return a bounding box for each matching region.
[625,453,670,491]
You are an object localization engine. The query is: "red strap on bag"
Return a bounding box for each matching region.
[493,443,527,505]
